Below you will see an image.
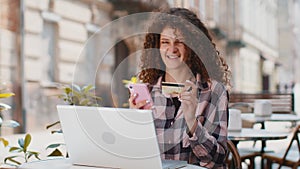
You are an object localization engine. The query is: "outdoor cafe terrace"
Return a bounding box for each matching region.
[1,92,300,169]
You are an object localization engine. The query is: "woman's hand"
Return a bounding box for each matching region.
[179,74,201,129]
[128,93,150,109]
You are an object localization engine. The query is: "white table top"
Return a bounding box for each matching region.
[19,158,206,169]
[241,113,300,123]
[228,128,289,141]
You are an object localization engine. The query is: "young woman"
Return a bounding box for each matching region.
[129,8,231,169]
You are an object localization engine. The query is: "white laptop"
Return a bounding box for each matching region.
[57,105,187,169]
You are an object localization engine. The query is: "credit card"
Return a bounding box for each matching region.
[162,82,184,95]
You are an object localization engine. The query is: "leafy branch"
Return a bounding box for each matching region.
[46,143,67,157]
[0,92,19,128]
[1,88,19,150]
[4,134,40,166]
[57,84,102,106]
[0,137,9,147]
[45,122,66,158]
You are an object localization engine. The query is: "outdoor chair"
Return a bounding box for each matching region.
[226,140,242,169]
[262,124,300,169]
[228,102,263,169]
[228,96,267,168]
[238,149,261,169]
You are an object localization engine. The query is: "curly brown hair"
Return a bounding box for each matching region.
[138,8,231,88]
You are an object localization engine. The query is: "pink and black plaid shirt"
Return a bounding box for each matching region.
[151,79,228,169]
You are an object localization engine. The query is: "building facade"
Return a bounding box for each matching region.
[0,0,298,132]
[289,0,300,113]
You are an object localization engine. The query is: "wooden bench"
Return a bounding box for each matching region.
[229,93,295,114]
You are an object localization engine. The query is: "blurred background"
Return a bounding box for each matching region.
[0,0,299,134]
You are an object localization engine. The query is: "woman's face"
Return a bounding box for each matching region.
[159,27,188,70]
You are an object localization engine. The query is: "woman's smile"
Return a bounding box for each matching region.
[167,54,180,59]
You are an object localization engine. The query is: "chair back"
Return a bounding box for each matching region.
[226,140,242,169]
[279,124,300,168]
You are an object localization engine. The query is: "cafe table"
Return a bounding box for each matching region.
[228,128,288,145]
[241,113,300,129]
[19,158,207,169]
[228,128,289,169]
[241,113,300,159]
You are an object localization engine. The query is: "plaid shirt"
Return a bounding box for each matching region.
[151,79,228,169]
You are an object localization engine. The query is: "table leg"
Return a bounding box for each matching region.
[261,122,265,129]
[232,140,239,147]
[261,122,266,169]
[260,140,266,169]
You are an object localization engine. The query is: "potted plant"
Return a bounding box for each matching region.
[45,84,102,157]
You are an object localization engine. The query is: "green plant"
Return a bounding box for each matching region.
[0,91,19,129]
[122,76,138,87]
[45,83,102,157]
[0,93,14,112]
[45,122,66,158]
[45,143,67,157]
[57,84,102,106]
[0,137,9,147]
[4,134,40,166]
[1,87,19,149]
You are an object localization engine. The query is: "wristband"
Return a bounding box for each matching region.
[186,128,194,138]
[186,119,197,138]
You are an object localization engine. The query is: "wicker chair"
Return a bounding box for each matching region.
[226,140,242,169]
[262,124,300,169]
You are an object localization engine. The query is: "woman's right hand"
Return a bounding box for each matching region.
[128,93,149,109]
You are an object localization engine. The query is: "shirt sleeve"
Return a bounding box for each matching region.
[187,82,228,168]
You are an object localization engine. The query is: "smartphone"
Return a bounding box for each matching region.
[128,83,153,109]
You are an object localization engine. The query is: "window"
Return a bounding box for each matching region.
[41,21,58,82]
[84,31,97,84]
